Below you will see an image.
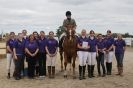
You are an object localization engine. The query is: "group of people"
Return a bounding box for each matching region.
[77,29,126,80]
[6,30,58,80]
[6,11,126,80]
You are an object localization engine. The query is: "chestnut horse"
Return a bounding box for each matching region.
[62,27,77,79]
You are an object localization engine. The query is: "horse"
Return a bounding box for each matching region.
[59,37,64,72]
[62,28,77,79]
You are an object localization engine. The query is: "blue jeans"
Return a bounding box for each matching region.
[115,53,124,67]
[97,52,106,75]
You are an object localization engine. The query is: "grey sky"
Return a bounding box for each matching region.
[0,0,133,35]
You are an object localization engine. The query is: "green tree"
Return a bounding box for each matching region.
[56,26,66,38]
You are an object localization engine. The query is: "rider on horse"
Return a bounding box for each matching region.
[60,11,77,39]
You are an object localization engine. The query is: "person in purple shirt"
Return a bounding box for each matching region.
[38,31,47,79]
[77,29,90,80]
[21,29,28,77]
[25,34,39,79]
[96,34,106,77]
[87,30,98,78]
[114,34,126,76]
[46,31,58,78]
[13,33,25,80]
[105,30,114,75]
[6,32,15,79]
[33,31,40,76]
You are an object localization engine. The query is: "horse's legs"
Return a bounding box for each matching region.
[60,51,63,71]
[72,57,76,79]
[64,54,67,78]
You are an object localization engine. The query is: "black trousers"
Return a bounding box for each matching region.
[97,52,106,75]
[27,56,36,78]
[14,55,24,78]
[38,52,46,76]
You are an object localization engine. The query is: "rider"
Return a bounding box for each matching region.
[60,11,77,39]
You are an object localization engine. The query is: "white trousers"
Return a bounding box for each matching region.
[87,52,96,65]
[47,54,57,66]
[77,51,88,66]
[6,53,15,74]
[105,51,114,63]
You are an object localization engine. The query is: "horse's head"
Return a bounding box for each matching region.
[66,29,75,40]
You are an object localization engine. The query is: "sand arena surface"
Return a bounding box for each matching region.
[0,42,133,88]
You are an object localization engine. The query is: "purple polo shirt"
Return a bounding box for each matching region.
[114,39,126,54]
[46,38,58,54]
[13,39,25,55]
[97,39,106,49]
[25,40,39,53]
[88,37,97,52]
[77,36,89,51]
[6,39,15,53]
[38,37,47,53]
[105,36,114,51]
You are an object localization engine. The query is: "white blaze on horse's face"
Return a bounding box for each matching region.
[69,29,72,40]
[69,29,72,36]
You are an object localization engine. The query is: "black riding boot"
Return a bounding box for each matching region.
[108,62,112,75]
[83,65,86,79]
[106,62,109,75]
[79,65,83,80]
[88,65,92,78]
[91,65,95,77]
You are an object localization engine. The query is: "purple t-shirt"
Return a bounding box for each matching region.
[46,38,58,54]
[6,39,15,53]
[97,39,106,49]
[38,37,47,53]
[25,40,39,53]
[13,39,25,55]
[77,36,89,51]
[88,37,97,52]
[105,36,114,51]
[114,39,126,54]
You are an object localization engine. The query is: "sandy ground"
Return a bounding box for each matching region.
[0,44,133,88]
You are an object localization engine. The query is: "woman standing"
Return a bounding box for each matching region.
[77,29,90,80]
[38,31,47,79]
[6,32,15,79]
[87,30,98,78]
[105,30,114,75]
[33,31,40,76]
[13,33,25,80]
[46,31,58,78]
[114,34,126,76]
[96,34,106,77]
[25,34,39,79]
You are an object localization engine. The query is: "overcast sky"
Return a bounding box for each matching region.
[0,0,133,35]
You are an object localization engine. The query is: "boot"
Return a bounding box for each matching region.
[91,65,95,77]
[108,63,112,75]
[88,65,92,78]
[106,62,109,75]
[83,66,86,79]
[116,66,120,75]
[7,73,10,79]
[79,65,82,80]
[51,66,55,78]
[119,66,123,77]
[48,66,51,78]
